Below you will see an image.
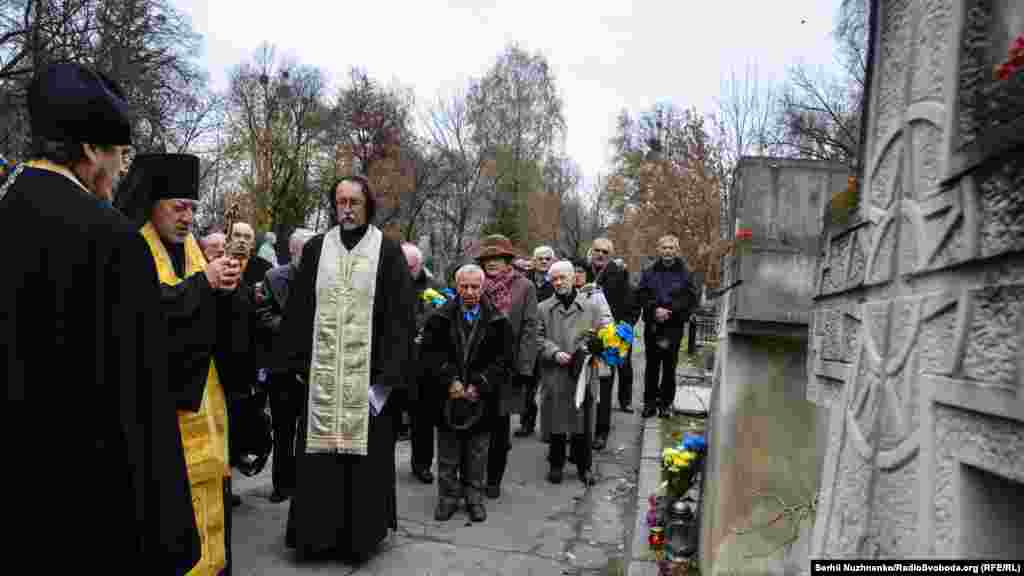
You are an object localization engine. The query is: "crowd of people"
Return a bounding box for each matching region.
[2,63,701,575]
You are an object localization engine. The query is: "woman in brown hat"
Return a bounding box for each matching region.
[475,234,539,499]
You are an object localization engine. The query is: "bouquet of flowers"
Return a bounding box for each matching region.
[660,433,707,498]
[575,322,635,407]
[595,321,634,366]
[420,288,448,307]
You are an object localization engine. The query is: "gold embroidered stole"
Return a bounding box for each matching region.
[305,225,382,456]
[23,159,91,193]
[141,223,228,576]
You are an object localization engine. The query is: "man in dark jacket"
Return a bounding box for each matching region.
[419,265,511,523]
[634,235,699,419]
[402,242,444,484]
[257,227,313,502]
[516,244,556,437]
[587,238,637,450]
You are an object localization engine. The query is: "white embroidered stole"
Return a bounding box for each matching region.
[305,225,382,456]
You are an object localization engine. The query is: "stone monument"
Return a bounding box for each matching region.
[700,158,847,574]
[809,0,1022,562]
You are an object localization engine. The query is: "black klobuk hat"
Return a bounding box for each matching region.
[114,153,200,226]
[28,63,133,146]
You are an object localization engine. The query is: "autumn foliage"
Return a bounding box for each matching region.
[605,107,733,289]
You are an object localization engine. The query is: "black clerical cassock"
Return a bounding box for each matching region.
[116,153,251,576]
[282,215,417,560]
[2,64,200,573]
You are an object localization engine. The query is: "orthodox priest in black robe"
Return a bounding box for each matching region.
[283,175,416,560]
[116,153,252,576]
[1,64,200,573]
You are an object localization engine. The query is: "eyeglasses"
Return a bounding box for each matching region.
[336,198,364,209]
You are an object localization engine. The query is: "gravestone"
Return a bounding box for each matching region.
[699,158,847,574]
[809,0,1023,562]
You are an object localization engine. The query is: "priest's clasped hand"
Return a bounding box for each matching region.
[205,256,241,291]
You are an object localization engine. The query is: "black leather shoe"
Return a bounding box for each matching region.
[658,407,671,418]
[579,470,595,486]
[434,500,457,521]
[468,504,487,522]
[269,491,289,503]
[619,405,634,413]
[547,467,563,484]
[413,468,434,484]
[592,436,607,451]
[485,485,500,499]
[641,407,657,418]
[514,427,533,437]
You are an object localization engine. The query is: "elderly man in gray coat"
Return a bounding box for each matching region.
[536,260,613,486]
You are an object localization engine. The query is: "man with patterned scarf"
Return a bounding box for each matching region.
[475,235,538,499]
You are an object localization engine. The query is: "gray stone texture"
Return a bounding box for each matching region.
[702,157,844,574]
[810,0,1023,566]
[726,157,848,328]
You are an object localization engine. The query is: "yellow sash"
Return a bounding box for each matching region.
[141,222,228,576]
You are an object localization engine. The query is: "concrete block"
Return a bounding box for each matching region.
[673,385,711,415]
[628,561,662,576]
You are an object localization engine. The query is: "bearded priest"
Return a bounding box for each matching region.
[282,175,417,561]
[116,153,252,576]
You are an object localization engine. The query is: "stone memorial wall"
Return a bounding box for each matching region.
[809,0,1023,561]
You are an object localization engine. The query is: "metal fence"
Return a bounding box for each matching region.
[686,307,720,355]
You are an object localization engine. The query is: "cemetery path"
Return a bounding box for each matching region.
[230,341,652,575]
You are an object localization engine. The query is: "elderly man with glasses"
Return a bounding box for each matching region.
[586,238,637,450]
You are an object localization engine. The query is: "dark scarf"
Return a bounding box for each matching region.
[339,224,369,251]
[556,288,577,309]
[483,266,518,315]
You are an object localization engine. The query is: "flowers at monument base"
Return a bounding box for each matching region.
[659,433,707,497]
[994,34,1024,81]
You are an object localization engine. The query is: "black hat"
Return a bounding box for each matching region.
[114,153,200,226]
[28,63,133,146]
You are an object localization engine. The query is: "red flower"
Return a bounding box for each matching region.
[996,63,1011,81]
[996,34,1024,79]
[736,228,753,241]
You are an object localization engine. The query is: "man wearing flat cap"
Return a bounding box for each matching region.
[116,152,251,576]
[1,64,200,573]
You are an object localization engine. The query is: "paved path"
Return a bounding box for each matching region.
[231,344,651,575]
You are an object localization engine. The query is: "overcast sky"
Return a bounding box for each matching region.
[171,0,843,188]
